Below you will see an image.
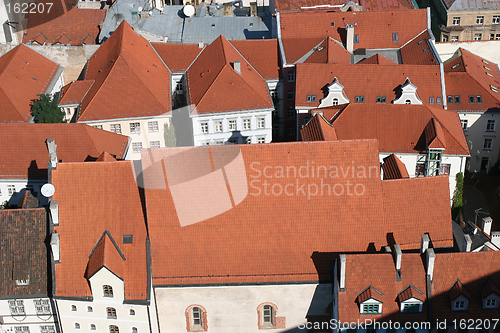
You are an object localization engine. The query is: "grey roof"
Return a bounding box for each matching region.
[452,220,490,252]
[444,0,500,11]
[99,0,274,43]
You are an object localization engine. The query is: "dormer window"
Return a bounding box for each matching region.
[454,300,467,310]
[392,33,398,42]
[362,304,381,313]
[357,287,383,314]
[403,304,420,312]
[485,298,497,308]
[481,280,500,309]
[103,285,114,297]
[450,280,469,311]
[398,286,424,313]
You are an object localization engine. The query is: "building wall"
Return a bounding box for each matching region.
[154,283,332,333]
[441,9,500,42]
[0,179,46,207]
[435,40,500,65]
[0,298,57,332]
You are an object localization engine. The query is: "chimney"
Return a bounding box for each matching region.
[482,216,493,236]
[198,41,204,48]
[250,1,257,16]
[393,244,402,281]
[46,138,57,169]
[50,232,60,262]
[463,234,472,252]
[426,248,436,282]
[233,60,241,75]
[492,231,500,248]
[223,2,232,16]
[346,24,354,53]
[339,254,346,291]
[421,234,430,254]
[49,200,59,225]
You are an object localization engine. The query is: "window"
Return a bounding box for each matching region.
[497,34,500,40]
[187,306,207,331]
[469,95,474,103]
[455,95,461,103]
[103,285,114,297]
[75,323,81,329]
[257,137,265,143]
[148,121,159,133]
[214,121,222,133]
[477,16,484,24]
[354,34,359,43]
[246,136,252,144]
[263,305,273,324]
[130,309,135,315]
[9,300,25,315]
[485,66,492,71]
[176,81,183,91]
[90,325,96,331]
[487,72,495,78]
[363,304,380,314]
[477,95,482,103]
[491,85,499,93]
[487,120,496,132]
[132,142,142,154]
[392,33,398,42]
[483,59,490,65]
[332,98,339,105]
[452,17,460,25]
[243,119,251,130]
[257,118,265,129]
[307,95,316,102]
[71,305,77,311]
[454,300,466,310]
[109,325,119,333]
[484,138,493,150]
[14,328,29,333]
[88,306,93,313]
[405,99,411,104]
[430,97,434,104]
[228,120,236,131]
[415,163,425,176]
[107,307,117,319]
[7,185,16,196]
[461,119,468,130]
[287,90,295,100]
[355,96,365,103]
[130,122,141,134]
[201,122,208,134]
[132,328,138,333]
[441,164,451,175]
[486,298,497,308]
[376,96,386,103]
[287,108,295,118]
[447,95,453,103]
[287,71,295,82]
[288,127,295,136]
[150,141,160,148]
[474,33,482,40]
[258,303,277,329]
[93,125,103,129]
[110,124,121,134]
[40,326,55,333]
[452,62,461,70]
[491,34,495,40]
[34,299,51,314]
[442,34,449,42]
[214,140,224,145]
[451,36,459,41]
[402,303,420,313]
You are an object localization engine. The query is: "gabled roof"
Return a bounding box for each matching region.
[481,279,500,299]
[143,141,454,286]
[230,39,281,80]
[52,161,148,300]
[295,63,442,108]
[449,279,470,301]
[273,0,413,14]
[400,30,437,65]
[397,285,424,302]
[357,286,383,303]
[0,45,59,122]
[186,35,273,114]
[301,104,470,155]
[279,9,428,64]
[301,113,338,141]
[96,151,117,162]
[86,231,126,280]
[0,124,129,179]
[23,0,105,46]
[358,53,397,65]
[77,21,171,121]
[0,207,48,297]
[151,42,203,73]
[59,80,94,106]
[301,37,351,64]
[444,48,500,112]
[17,190,40,209]
[382,154,409,179]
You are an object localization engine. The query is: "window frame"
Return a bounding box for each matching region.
[148,121,159,133]
[461,119,468,131]
[483,138,493,150]
[9,300,25,315]
[494,15,500,24]
[306,95,316,102]
[243,118,251,130]
[150,141,161,149]
[287,71,295,82]
[258,303,278,329]
[200,122,208,134]
[103,285,114,298]
[355,96,365,103]
[477,16,484,25]
[130,122,141,134]
[132,142,143,154]
[452,17,460,25]
[257,117,265,129]
[186,305,207,332]
[109,325,119,333]
[474,33,482,41]
[392,32,398,42]
[228,119,237,131]
[362,303,381,314]
[376,96,386,103]
[441,164,451,175]
[110,124,122,134]
[34,299,51,315]
[106,307,117,319]
[214,120,223,133]
[486,120,496,132]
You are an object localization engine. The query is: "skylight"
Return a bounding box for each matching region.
[483,59,490,65]
[486,72,494,78]
[451,63,461,69]
[491,85,499,93]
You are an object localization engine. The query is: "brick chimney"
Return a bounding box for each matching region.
[346,24,354,52]
[426,248,436,282]
[482,216,493,236]
[463,234,472,252]
[421,234,430,254]
[50,232,60,262]
[339,254,346,291]
[50,201,59,225]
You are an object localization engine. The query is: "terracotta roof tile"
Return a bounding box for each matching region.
[0,45,59,122]
[151,42,203,73]
[357,286,383,303]
[53,33,71,45]
[17,190,40,209]
[449,280,470,301]
[76,21,171,121]
[358,53,397,65]
[59,80,94,106]
[52,161,148,300]
[186,35,273,114]
[425,117,447,149]
[0,123,129,179]
[143,141,454,285]
[480,279,500,299]
[274,0,413,13]
[230,39,280,79]
[301,113,337,141]
[86,231,126,280]
[302,37,351,64]
[382,154,409,179]
[295,63,442,108]
[96,151,117,162]
[397,285,424,302]
[400,31,437,65]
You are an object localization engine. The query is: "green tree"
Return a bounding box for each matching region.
[164,122,176,147]
[452,172,464,219]
[31,94,65,123]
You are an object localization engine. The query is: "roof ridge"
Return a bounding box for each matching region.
[82,124,102,156]
[427,106,469,152]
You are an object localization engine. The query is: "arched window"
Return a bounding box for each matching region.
[75,323,81,329]
[257,303,278,329]
[333,98,339,105]
[109,325,119,333]
[103,285,114,297]
[106,307,117,319]
[132,328,138,333]
[185,305,207,332]
[130,309,135,316]
[71,305,77,311]
[405,99,411,104]
[90,324,96,331]
[87,306,93,313]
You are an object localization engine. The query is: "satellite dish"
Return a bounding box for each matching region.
[138,6,143,11]
[41,184,55,197]
[183,4,195,17]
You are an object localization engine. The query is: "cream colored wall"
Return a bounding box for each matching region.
[444,10,500,41]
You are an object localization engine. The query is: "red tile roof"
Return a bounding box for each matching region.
[382,154,409,179]
[86,232,126,280]
[186,35,273,114]
[52,161,148,300]
[143,141,454,285]
[77,21,171,121]
[274,0,413,13]
[444,48,500,112]
[480,279,500,299]
[449,279,469,301]
[400,30,438,65]
[59,80,94,106]
[23,0,105,46]
[295,63,442,108]
[96,151,117,162]
[301,113,338,141]
[303,37,351,64]
[397,285,424,302]
[151,42,203,73]
[230,39,280,80]
[358,53,397,65]
[357,286,383,303]
[301,104,470,156]
[279,9,427,64]
[0,123,129,179]
[0,45,59,122]
[339,252,428,323]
